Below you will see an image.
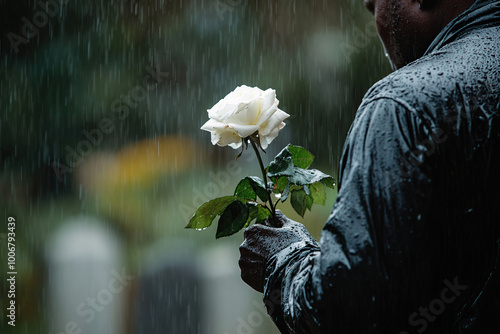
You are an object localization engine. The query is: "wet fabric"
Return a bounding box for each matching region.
[262,0,500,333]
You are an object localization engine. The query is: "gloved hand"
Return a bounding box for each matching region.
[239,210,318,292]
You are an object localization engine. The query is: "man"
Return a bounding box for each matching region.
[239,0,500,333]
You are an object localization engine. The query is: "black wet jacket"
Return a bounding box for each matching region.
[263,1,500,333]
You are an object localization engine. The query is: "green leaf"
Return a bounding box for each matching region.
[288,145,315,169]
[186,196,237,230]
[235,177,269,202]
[247,176,269,202]
[288,167,334,186]
[309,182,327,205]
[291,189,307,217]
[246,204,273,227]
[306,193,314,211]
[267,148,294,177]
[255,207,272,224]
[276,176,289,192]
[245,203,258,228]
[216,200,249,238]
[234,178,256,201]
[321,176,336,189]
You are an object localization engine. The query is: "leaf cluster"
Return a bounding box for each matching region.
[185,145,335,238]
[267,145,335,218]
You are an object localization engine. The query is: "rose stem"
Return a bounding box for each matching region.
[249,138,277,226]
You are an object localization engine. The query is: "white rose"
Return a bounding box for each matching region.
[201,85,290,150]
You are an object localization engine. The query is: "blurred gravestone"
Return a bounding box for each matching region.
[134,243,202,334]
[45,216,126,334]
[133,242,276,334]
[201,244,277,334]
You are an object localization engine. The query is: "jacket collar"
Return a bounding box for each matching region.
[425,0,500,54]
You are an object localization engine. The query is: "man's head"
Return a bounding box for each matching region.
[364,0,476,69]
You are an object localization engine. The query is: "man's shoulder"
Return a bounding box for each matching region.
[362,29,500,122]
[357,62,446,128]
[366,25,499,98]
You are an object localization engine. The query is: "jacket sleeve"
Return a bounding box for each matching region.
[263,97,439,333]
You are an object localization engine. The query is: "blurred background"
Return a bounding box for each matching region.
[0,0,390,333]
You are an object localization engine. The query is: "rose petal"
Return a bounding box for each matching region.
[227,140,243,149]
[227,99,261,125]
[255,100,278,127]
[226,123,260,138]
[208,103,237,122]
[216,131,243,148]
[200,118,224,132]
[259,108,289,136]
[203,85,288,150]
[206,126,241,148]
[260,89,277,115]
[260,122,286,149]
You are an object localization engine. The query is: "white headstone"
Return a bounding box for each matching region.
[45,216,127,334]
[201,244,277,334]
